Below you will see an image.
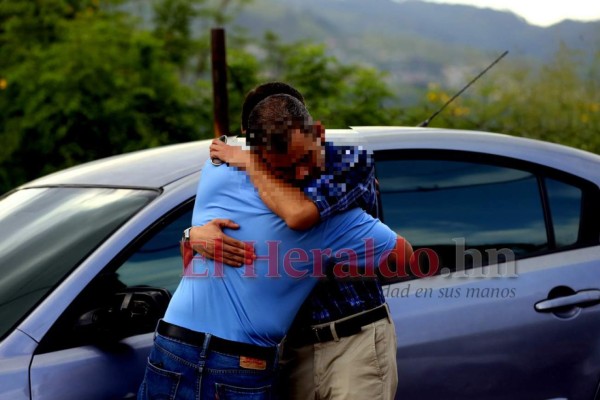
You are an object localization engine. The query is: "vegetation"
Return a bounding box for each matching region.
[417,46,600,154]
[0,0,598,194]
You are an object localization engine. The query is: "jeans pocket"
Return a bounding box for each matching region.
[215,383,272,399]
[142,358,182,400]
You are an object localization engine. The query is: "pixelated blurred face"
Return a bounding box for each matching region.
[263,127,322,183]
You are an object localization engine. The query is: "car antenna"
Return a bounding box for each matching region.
[418,50,509,127]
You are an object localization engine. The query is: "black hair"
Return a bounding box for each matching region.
[241,82,305,131]
[246,94,312,154]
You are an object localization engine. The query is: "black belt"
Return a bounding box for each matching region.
[157,320,277,361]
[289,305,389,346]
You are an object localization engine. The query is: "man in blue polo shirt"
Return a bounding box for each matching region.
[137,94,410,399]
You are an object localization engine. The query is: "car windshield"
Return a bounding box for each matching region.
[0,187,157,340]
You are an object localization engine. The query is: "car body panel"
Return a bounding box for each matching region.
[30,333,153,400]
[387,246,600,399]
[0,329,38,400]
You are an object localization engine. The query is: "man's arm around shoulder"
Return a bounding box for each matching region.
[378,235,413,285]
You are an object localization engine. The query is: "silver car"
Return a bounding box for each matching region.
[1,127,599,400]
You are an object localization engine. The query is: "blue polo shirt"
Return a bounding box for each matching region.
[164,160,397,347]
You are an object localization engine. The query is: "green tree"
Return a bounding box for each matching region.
[4,0,510,196]
[254,33,401,128]
[190,31,401,134]
[0,0,207,193]
[417,46,600,154]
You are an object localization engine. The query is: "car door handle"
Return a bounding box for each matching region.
[535,289,600,312]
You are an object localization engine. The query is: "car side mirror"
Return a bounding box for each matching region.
[75,286,171,342]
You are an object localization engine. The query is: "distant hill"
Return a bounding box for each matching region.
[232,0,600,95]
[124,0,600,99]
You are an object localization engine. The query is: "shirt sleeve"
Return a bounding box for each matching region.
[305,146,379,220]
[321,208,398,273]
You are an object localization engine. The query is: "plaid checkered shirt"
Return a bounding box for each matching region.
[297,142,385,325]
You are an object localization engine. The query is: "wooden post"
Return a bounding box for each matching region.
[211,28,229,138]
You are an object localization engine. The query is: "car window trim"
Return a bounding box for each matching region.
[536,175,557,249]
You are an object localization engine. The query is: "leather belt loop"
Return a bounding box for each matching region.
[200,332,211,359]
[153,318,162,341]
[384,303,392,323]
[329,322,340,342]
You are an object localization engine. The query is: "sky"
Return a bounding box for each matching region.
[423,0,600,26]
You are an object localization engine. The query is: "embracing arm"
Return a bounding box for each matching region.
[210,139,319,230]
[187,219,254,267]
[245,161,319,230]
[378,235,414,285]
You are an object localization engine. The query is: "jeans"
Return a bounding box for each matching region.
[137,333,278,399]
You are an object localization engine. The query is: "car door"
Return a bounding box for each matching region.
[374,149,600,400]
[28,204,193,400]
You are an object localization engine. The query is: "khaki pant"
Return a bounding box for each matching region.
[280,307,398,400]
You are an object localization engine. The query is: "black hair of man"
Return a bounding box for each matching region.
[241,82,305,132]
[246,94,313,154]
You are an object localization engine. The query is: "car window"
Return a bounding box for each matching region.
[115,208,192,294]
[374,151,598,279]
[0,187,156,340]
[36,202,193,353]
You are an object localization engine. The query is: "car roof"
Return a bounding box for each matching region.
[19,127,600,190]
[21,140,211,190]
[329,127,600,184]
